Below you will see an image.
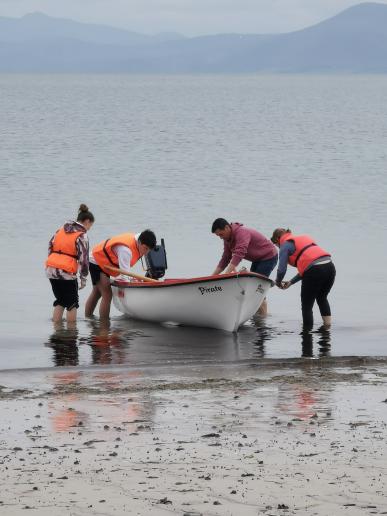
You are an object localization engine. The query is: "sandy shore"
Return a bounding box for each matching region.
[1,357,387,515]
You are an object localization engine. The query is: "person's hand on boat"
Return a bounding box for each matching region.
[224,263,237,274]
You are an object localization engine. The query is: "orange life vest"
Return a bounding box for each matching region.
[92,233,140,276]
[45,227,83,274]
[280,233,330,276]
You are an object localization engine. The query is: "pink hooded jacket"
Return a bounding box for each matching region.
[217,223,277,269]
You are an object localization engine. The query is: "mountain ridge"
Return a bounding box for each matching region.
[0,3,386,72]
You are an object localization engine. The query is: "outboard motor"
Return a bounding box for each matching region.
[145,238,167,280]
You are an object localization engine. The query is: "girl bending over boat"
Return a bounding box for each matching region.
[271,228,336,331]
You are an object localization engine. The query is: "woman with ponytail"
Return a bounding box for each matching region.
[271,228,335,330]
[46,204,95,323]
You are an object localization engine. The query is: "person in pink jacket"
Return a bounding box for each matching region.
[211,218,278,315]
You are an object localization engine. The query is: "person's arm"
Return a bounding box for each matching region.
[76,233,89,288]
[116,245,132,274]
[275,241,295,286]
[213,244,231,275]
[230,230,251,268]
[290,274,301,285]
[281,274,301,289]
[107,246,157,282]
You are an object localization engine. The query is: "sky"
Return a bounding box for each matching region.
[0,0,386,36]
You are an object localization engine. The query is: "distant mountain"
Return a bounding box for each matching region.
[250,2,387,72]
[0,12,185,46]
[0,3,386,72]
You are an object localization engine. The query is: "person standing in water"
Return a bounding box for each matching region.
[85,229,156,320]
[211,218,277,315]
[46,204,94,323]
[271,228,336,330]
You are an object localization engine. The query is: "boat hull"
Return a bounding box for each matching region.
[112,272,273,332]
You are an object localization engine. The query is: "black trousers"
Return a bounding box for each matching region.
[301,261,336,329]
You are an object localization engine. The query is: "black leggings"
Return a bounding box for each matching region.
[301,262,336,329]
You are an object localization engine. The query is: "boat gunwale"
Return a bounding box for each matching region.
[111,271,274,289]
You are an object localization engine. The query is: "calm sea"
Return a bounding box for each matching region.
[0,74,386,370]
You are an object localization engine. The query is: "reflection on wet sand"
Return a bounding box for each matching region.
[48,388,151,434]
[48,368,89,432]
[273,328,333,424]
[276,380,332,424]
[47,364,154,434]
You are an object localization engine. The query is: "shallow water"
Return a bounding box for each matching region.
[0,74,386,370]
[2,316,386,371]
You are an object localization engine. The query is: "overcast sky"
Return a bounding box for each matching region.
[0,0,385,35]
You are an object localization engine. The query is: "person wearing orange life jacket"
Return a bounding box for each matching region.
[46,204,95,323]
[85,229,156,320]
[271,228,336,330]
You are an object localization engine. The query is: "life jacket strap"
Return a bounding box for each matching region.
[50,250,78,259]
[294,243,316,267]
[102,239,116,266]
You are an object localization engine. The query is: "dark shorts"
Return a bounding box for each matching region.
[89,262,108,286]
[250,254,278,277]
[49,279,79,310]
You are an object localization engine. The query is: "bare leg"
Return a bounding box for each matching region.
[53,320,64,332]
[322,315,331,327]
[257,298,268,316]
[85,286,101,317]
[67,320,77,331]
[98,274,112,320]
[52,305,65,323]
[66,308,77,323]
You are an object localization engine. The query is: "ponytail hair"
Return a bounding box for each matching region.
[77,204,95,223]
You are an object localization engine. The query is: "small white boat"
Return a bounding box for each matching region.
[112,271,274,332]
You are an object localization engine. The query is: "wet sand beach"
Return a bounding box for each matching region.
[1,357,387,515]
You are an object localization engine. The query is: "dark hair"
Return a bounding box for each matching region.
[139,229,156,249]
[211,218,230,233]
[77,204,95,223]
[271,228,291,244]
